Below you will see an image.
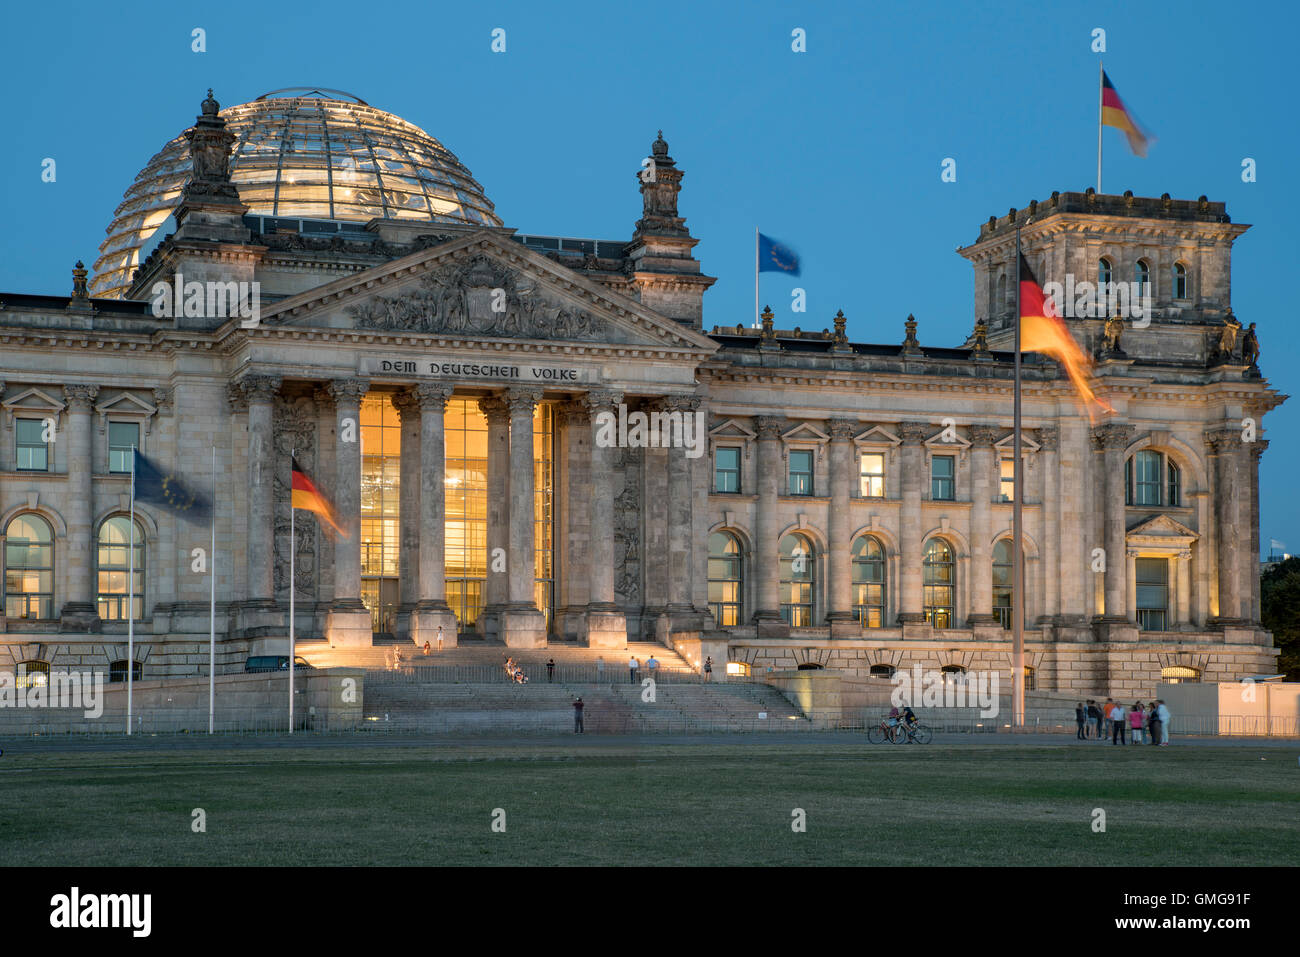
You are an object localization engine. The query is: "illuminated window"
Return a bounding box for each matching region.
[714,446,741,493]
[869,664,895,679]
[1160,665,1200,683]
[1173,262,1188,300]
[108,422,139,473]
[708,532,743,626]
[992,539,1015,630]
[779,533,815,627]
[4,514,54,619]
[533,402,555,635]
[999,457,1015,502]
[97,516,144,620]
[1023,665,1036,691]
[444,398,487,630]
[923,539,954,628]
[851,535,886,627]
[931,455,955,501]
[941,664,966,681]
[725,661,750,677]
[1126,451,1179,507]
[360,394,400,635]
[16,419,49,471]
[788,450,814,496]
[17,660,49,690]
[859,452,885,498]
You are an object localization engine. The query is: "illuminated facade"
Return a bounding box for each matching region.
[0,90,1284,697]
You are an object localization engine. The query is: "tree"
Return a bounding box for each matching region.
[1260,557,1300,680]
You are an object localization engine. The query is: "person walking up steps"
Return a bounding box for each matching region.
[547,657,556,683]
[629,656,639,684]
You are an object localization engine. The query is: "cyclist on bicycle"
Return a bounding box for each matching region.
[902,705,918,728]
[886,706,901,727]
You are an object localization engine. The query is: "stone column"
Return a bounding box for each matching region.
[60,384,100,631]
[1037,426,1060,624]
[311,387,337,613]
[1175,549,1192,630]
[554,401,591,642]
[477,396,511,641]
[1093,423,1134,624]
[324,378,371,647]
[391,390,421,641]
[967,426,999,628]
[1125,549,1138,620]
[501,387,547,647]
[751,416,785,631]
[230,375,281,638]
[825,418,856,634]
[1207,427,1243,624]
[410,384,456,647]
[663,396,704,632]
[1248,441,1267,625]
[897,421,930,626]
[582,390,627,648]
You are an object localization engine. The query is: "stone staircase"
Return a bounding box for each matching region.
[300,640,697,678]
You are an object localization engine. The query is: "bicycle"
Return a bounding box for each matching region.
[898,719,932,744]
[866,716,908,744]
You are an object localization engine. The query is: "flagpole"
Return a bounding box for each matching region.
[127,448,135,735]
[754,227,759,329]
[289,447,295,734]
[1097,61,1104,194]
[209,445,216,735]
[1012,228,1026,730]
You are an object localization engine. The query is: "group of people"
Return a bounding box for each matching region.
[503,656,529,684]
[1076,698,1171,745]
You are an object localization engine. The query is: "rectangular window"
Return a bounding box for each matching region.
[1135,557,1168,631]
[999,457,1015,502]
[788,449,814,496]
[859,452,885,498]
[931,455,955,501]
[108,422,139,474]
[16,418,49,471]
[714,446,741,493]
[1133,451,1162,506]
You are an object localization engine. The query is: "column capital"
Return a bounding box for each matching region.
[653,393,700,414]
[226,383,248,412]
[326,377,369,406]
[236,374,282,404]
[504,386,543,416]
[413,382,454,414]
[1249,438,1269,460]
[1091,422,1134,451]
[62,384,99,411]
[1036,425,1059,451]
[579,389,623,417]
[391,389,421,421]
[967,425,1000,448]
[1204,425,1244,452]
[753,415,782,439]
[826,417,857,441]
[477,395,510,423]
[898,421,930,445]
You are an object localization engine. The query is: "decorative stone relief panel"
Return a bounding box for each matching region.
[273,391,319,600]
[614,444,642,607]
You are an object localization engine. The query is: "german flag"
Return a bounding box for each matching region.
[291,457,345,538]
[1102,70,1151,157]
[1019,254,1115,422]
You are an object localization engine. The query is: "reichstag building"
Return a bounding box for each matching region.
[0,89,1282,696]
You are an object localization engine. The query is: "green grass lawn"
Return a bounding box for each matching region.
[1,739,1296,866]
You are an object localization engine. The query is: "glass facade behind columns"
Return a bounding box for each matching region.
[445,399,488,629]
[360,396,401,635]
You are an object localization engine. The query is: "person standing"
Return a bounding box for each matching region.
[1086,700,1102,740]
[1102,698,1115,741]
[703,656,713,683]
[629,656,639,684]
[1111,702,1127,745]
[1075,702,1087,740]
[1156,699,1171,745]
[546,657,556,683]
[596,655,605,682]
[1129,701,1145,744]
[572,696,584,733]
[646,655,658,682]
[1147,702,1161,747]
[436,625,444,652]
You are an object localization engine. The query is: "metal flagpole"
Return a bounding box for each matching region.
[127,448,135,735]
[209,445,216,734]
[1097,61,1104,194]
[754,227,760,329]
[1012,227,1026,729]
[289,448,295,734]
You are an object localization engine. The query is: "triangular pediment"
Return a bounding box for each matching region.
[1,387,65,414]
[924,429,971,450]
[995,432,1040,453]
[709,419,757,441]
[95,391,157,417]
[1127,514,1198,540]
[258,230,716,352]
[781,422,830,445]
[854,425,901,447]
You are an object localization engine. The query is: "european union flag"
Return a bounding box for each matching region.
[758,233,801,275]
[134,449,212,524]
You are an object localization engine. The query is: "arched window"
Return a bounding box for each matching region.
[1173,262,1188,299]
[97,516,144,621]
[1098,257,1113,290]
[992,538,1015,629]
[17,660,49,690]
[922,538,955,628]
[851,535,886,627]
[1134,259,1151,300]
[4,514,54,620]
[796,662,824,670]
[940,664,966,682]
[109,660,143,683]
[707,531,743,627]
[1160,665,1200,684]
[1125,450,1180,507]
[1023,665,1036,691]
[996,274,1007,314]
[869,664,895,679]
[779,533,815,627]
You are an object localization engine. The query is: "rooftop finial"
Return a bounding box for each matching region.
[652,130,669,158]
[201,88,220,117]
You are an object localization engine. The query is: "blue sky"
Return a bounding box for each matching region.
[1,0,1296,549]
